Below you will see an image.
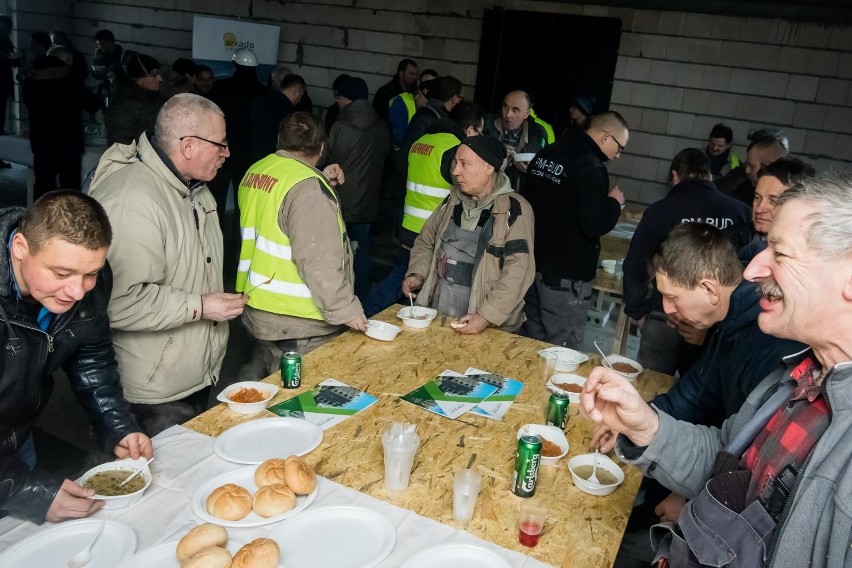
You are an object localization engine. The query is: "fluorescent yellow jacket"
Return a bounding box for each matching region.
[402,131,459,235]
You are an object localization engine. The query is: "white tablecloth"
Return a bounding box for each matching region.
[0,425,553,567]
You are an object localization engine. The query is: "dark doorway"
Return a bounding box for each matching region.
[474,9,622,136]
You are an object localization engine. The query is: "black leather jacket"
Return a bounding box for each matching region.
[0,207,141,523]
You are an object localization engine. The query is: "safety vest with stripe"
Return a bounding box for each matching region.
[389,91,416,124]
[236,154,346,320]
[401,132,459,234]
[529,108,555,145]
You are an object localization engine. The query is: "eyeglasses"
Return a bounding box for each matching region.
[604,131,625,155]
[180,135,229,151]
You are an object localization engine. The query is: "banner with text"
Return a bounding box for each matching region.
[192,15,280,65]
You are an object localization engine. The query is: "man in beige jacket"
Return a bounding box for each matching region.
[90,93,247,436]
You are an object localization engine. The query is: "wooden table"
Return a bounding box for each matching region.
[186,308,672,568]
[593,234,632,354]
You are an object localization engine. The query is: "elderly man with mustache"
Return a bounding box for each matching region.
[581,172,852,568]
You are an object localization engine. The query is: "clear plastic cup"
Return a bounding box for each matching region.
[382,424,420,492]
[539,352,557,382]
[517,500,548,547]
[453,469,482,525]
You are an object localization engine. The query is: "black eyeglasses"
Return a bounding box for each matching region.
[180,135,228,151]
[604,131,625,155]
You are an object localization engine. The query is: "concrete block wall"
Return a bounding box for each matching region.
[13,1,852,206]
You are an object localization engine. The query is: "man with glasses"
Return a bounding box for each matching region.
[90,93,247,436]
[520,112,627,350]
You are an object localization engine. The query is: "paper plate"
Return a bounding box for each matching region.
[0,518,136,568]
[400,543,512,568]
[117,541,180,568]
[191,466,318,528]
[214,417,323,464]
[270,505,396,568]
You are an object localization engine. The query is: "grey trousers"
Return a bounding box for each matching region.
[237,333,341,383]
[520,272,594,350]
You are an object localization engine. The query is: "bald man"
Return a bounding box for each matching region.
[485,89,548,189]
[520,112,627,350]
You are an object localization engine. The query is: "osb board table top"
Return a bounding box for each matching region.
[185,307,673,568]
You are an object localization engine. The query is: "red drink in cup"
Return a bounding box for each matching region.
[517,501,547,547]
[518,521,542,547]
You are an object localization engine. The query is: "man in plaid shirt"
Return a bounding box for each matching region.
[580,172,852,568]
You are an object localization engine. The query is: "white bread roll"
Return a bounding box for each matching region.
[176,523,229,561]
[206,483,252,521]
[231,538,280,568]
[284,455,317,495]
[253,458,287,488]
[252,483,296,517]
[449,320,466,329]
[180,545,232,568]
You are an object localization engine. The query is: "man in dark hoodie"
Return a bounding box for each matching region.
[323,76,390,300]
[104,52,162,146]
[208,48,269,224]
[249,72,305,163]
[520,112,627,350]
[623,148,751,375]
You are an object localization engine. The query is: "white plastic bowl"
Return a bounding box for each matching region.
[365,320,402,341]
[546,373,586,403]
[601,259,617,274]
[604,354,643,382]
[513,152,536,162]
[397,306,438,329]
[78,457,152,509]
[568,453,625,496]
[517,424,568,466]
[216,380,279,414]
[539,347,589,372]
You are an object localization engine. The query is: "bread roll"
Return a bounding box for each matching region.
[449,320,466,329]
[177,523,229,561]
[254,458,287,488]
[252,483,296,517]
[284,455,317,494]
[206,483,252,521]
[180,545,232,568]
[232,538,280,568]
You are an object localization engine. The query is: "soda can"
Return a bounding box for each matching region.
[280,351,301,389]
[546,393,570,429]
[512,434,542,497]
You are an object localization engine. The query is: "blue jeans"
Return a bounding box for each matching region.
[361,249,410,318]
[347,222,372,301]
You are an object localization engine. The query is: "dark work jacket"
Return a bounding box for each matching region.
[0,208,141,524]
[622,178,751,320]
[372,76,404,123]
[104,80,163,146]
[651,281,806,427]
[395,100,449,178]
[209,66,269,166]
[521,127,621,282]
[249,90,296,164]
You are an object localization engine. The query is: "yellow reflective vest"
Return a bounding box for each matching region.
[389,91,416,123]
[237,154,346,320]
[401,132,459,234]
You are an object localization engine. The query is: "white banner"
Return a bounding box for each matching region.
[192,15,280,65]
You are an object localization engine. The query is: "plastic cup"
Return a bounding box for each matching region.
[539,352,557,382]
[452,469,482,525]
[382,425,420,492]
[517,501,547,547]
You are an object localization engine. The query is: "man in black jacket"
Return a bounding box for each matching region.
[372,58,417,122]
[0,191,152,524]
[520,112,627,349]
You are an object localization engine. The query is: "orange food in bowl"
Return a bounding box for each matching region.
[229,387,266,403]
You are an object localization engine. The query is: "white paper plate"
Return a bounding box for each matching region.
[214,417,323,464]
[400,543,512,568]
[270,505,396,568]
[117,541,180,568]
[191,466,318,528]
[0,518,136,567]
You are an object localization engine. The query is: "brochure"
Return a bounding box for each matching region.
[464,367,524,420]
[400,369,501,420]
[267,378,378,430]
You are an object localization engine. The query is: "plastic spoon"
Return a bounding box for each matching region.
[593,341,614,369]
[243,272,275,296]
[67,520,106,568]
[588,449,601,485]
[119,457,155,487]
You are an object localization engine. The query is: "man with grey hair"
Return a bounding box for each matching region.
[581,172,852,567]
[90,93,247,436]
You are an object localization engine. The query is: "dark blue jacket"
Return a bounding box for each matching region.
[622,178,751,320]
[651,280,806,426]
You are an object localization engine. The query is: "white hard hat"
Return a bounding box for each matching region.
[232,48,258,67]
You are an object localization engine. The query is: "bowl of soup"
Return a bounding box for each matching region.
[567,453,624,496]
[78,457,152,509]
[604,354,643,382]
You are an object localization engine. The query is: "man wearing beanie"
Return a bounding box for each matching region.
[567,95,596,130]
[250,73,306,163]
[323,76,390,300]
[520,111,627,350]
[403,135,535,334]
[105,52,163,146]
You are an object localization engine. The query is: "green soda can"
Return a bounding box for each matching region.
[546,393,570,429]
[280,351,301,389]
[512,434,542,497]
